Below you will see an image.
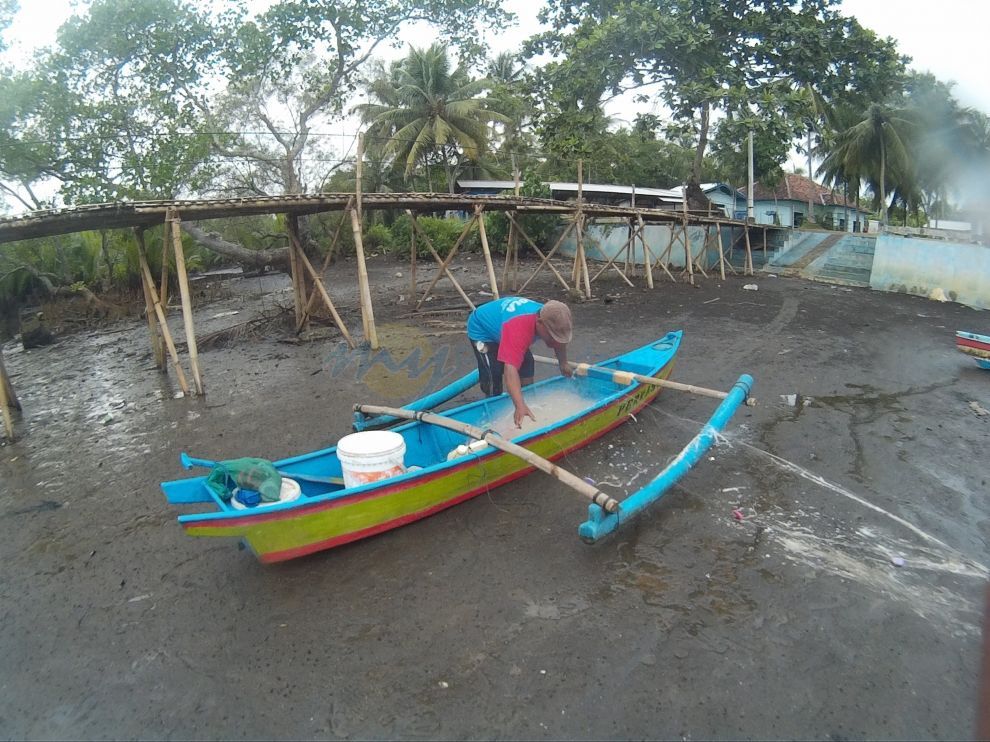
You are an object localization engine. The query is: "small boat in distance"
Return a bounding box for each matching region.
[161,332,753,562]
[956,331,990,370]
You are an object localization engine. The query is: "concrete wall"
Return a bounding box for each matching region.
[870,233,990,310]
[559,222,745,269]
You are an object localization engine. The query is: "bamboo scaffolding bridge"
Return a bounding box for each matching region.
[0,165,781,440]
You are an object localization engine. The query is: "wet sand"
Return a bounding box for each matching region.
[1,254,988,739]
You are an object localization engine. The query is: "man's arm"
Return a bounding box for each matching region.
[554,345,572,377]
[503,363,535,427]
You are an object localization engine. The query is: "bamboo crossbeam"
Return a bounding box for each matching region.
[516,217,575,293]
[414,213,478,309]
[506,213,570,292]
[354,403,620,513]
[588,223,635,287]
[294,247,356,348]
[298,196,352,331]
[532,355,755,404]
[409,213,477,310]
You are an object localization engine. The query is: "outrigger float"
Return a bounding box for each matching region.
[161,332,754,563]
[956,331,990,370]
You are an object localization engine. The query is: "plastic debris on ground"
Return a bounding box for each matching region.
[743,284,758,290]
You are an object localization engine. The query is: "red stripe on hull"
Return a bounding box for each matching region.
[958,337,990,352]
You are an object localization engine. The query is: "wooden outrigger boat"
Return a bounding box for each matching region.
[956,331,990,370]
[161,332,754,562]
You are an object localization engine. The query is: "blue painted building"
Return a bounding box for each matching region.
[738,173,869,231]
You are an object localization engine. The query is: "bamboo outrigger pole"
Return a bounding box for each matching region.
[354,404,621,513]
[531,354,757,405]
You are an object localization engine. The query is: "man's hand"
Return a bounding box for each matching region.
[559,361,573,378]
[513,403,535,428]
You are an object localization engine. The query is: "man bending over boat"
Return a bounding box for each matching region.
[466,297,573,427]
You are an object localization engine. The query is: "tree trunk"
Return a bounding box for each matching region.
[691,101,711,187]
[179,223,290,272]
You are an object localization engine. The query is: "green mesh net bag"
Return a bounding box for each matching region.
[205,457,282,503]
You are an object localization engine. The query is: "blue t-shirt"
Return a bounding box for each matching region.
[467,297,543,343]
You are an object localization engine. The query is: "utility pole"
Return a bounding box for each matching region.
[806,127,815,224]
[747,130,755,223]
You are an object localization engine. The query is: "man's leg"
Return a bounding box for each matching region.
[470,339,504,397]
[519,350,535,387]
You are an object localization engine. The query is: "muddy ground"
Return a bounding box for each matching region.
[1,252,989,740]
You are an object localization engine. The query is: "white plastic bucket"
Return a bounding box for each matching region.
[336,430,407,489]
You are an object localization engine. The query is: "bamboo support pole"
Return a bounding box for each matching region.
[410,224,417,297]
[351,134,378,348]
[349,205,379,348]
[415,213,478,309]
[294,247,356,349]
[762,227,768,259]
[137,240,190,395]
[715,224,726,281]
[168,211,204,396]
[716,225,728,277]
[0,347,19,412]
[639,214,655,289]
[286,216,305,329]
[475,204,500,298]
[744,226,754,276]
[501,216,516,291]
[532,355,755,404]
[0,352,14,441]
[354,403,620,513]
[159,231,170,313]
[135,229,165,369]
[623,218,633,278]
[408,213,476,310]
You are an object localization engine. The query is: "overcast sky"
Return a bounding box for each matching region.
[5,0,987,113]
[5,0,987,115]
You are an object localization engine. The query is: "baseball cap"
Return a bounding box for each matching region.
[539,300,572,344]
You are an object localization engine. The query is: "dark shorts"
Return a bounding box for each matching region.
[469,337,534,397]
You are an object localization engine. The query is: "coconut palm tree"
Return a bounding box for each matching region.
[819,103,914,227]
[356,44,509,193]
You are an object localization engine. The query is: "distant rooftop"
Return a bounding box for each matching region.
[457,180,683,206]
[739,173,862,209]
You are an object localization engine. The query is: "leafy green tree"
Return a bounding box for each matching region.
[357,43,509,192]
[526,0,905,201]
[820,103,914,226]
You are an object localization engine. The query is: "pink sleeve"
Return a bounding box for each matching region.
[497,315,534,369]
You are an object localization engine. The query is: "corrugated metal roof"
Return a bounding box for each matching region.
[457,179,682,202]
